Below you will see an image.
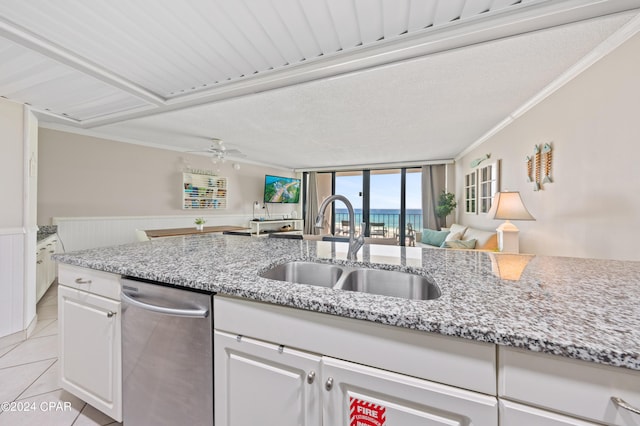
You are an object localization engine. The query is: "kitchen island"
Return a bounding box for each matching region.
[53,234,640,425]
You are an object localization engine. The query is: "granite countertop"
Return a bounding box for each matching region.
[53,234,640,371]
[37,225,58,242]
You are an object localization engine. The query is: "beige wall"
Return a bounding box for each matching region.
[38,128,298,224]
[456,33,640,261]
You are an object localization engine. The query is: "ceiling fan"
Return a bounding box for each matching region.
[186,138,245,163]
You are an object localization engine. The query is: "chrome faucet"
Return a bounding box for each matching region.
[315,195,365,261]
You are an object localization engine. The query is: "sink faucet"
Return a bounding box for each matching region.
[315,195,365,261]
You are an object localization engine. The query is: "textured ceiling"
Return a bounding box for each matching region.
[91,11,637,169]
[0,0,638,169]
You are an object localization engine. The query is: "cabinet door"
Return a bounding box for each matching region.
[214,330,322,426]
[500,400,600,426]
[35,246,47,301]
[58,285,121,422]
[323,356,498,426]
[44,237,58,286]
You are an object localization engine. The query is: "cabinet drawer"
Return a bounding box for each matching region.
[215,296,496,395]
[500,400,600,425]
[499,347,640,425]
[58,264,121,300]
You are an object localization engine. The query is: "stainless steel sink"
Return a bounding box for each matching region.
[260,261,440,301]
[259,261,343,288]
[338,268,441,300]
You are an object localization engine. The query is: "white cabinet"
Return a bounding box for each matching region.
[215,330,496,426]
[58,265,122,422]
[36,234,59,302]
[323,357,498,426]
[499,346,640,425]
[500,400,600,426]
[214,330,322,426]
[214,296,499,426]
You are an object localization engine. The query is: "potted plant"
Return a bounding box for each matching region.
[194,217,206,231]
[436,191,457,229]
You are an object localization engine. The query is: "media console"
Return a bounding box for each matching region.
[248,219,304,237]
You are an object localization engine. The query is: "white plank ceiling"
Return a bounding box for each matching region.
[1,0,639,169]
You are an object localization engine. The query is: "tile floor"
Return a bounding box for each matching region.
[0,283,121,426]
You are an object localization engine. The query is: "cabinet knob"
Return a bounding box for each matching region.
[74,278,92,284]
[106,311,116,318]
[36,260,43,264]
[307,371,316,384]
[325,377,334,391]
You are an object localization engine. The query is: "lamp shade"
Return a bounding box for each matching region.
[488,192,535,221]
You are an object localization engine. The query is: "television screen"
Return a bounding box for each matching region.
[264,175,301,203]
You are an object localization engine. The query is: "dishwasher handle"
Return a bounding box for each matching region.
[121,291,209,318]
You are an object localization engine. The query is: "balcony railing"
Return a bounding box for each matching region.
[334,211,422,240]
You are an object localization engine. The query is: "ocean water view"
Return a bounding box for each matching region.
[335,208,423,234]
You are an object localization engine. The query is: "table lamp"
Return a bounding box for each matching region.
[488,191,535,253]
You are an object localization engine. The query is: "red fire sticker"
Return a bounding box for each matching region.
[350,397,386,426]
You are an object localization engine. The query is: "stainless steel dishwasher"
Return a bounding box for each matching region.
[121,278,213,426]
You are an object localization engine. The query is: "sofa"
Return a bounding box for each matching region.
[415,223,498,251]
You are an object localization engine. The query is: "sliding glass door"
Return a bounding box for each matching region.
[334,171,362,236]
[370,169,401,240]
[313,168,423,245]
[405,168,422,246]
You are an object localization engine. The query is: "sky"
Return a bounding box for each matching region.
[334,171,422,210]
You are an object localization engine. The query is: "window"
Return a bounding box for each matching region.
[464,172,476,214]
[465,160,500,215]
[479,161,500,213]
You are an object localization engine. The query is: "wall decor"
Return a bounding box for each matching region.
[534,144,541,191]
[527,143,553,191]
[470,153,490,168]
[542,143,553,183]
[525,155,533,183]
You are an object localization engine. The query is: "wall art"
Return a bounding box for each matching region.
[526,143,553,191]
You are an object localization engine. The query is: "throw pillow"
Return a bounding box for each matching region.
[421,229,450,247]
[441,239,477,250]
[445,231,463,241]
[448,223,468,237]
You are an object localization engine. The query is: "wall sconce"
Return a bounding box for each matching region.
[488,191,535,253]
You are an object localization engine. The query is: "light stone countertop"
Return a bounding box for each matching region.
[53,233,640,370]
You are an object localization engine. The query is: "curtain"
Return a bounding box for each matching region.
[304,172,320,234]
[421,165,446,231]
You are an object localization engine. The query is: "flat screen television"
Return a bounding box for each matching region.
[263,175,301,204]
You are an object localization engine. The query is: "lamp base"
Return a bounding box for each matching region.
[497,220,520,253]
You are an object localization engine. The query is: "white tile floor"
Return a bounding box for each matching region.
[0,283,121,426]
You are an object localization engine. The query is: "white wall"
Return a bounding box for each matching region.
[0,99,24,228]
[0,98,37,338]
[456,32,640,261]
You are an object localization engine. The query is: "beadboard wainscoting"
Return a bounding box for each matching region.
[52,215,255,252]
[0,228,29,339]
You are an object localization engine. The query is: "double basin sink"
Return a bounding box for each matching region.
[260,261,441,301]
